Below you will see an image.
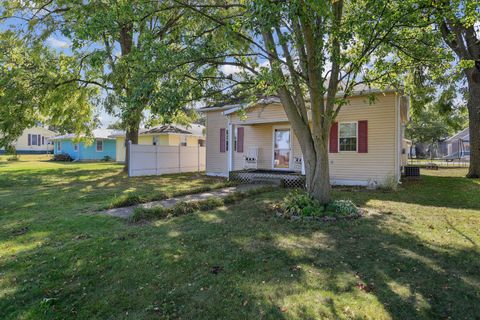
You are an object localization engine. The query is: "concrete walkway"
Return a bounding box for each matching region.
[100,184,265,219]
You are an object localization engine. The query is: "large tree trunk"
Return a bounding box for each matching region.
[302,138,331,204]
[124,119,140,172]
[466,74,480,178]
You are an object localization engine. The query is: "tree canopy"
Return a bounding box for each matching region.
[0,30,96,148]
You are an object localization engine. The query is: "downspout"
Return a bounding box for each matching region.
[395,95,402,183]
[227,120,234,174]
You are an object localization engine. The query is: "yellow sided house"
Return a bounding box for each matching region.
[112,124,205,163]
[0,126,57,154]
[201,88,409,187]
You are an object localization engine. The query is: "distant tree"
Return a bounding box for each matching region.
[2,0,228,169]
[0,31,96,148]
[107,121,126,130]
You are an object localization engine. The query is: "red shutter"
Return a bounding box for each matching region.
[237,127,244,153]
[37,135,41,146]
[358,120,368,153]
[28,134,31,146]
[329,122,338,153]
[220,128,226,153]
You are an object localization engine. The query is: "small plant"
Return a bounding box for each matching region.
[6,155,19,161]
[5,145,19,161]
[327,200,359,216]
[278,190,361,220]
[102,155,112,162]
[110,193,145,208]
[52,153,73,162]
[281,190,322,217]
[132,206,169,221]
[381,175,398,191]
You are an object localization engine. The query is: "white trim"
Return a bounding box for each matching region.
[227,122,233,172]
[331,179,369,186]
[395,95,401,182]
[96,139,104,152]
[272,125,292,171]
[206,172,229,178]
[338,121,358,153]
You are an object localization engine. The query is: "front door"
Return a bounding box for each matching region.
[273,128,291,169]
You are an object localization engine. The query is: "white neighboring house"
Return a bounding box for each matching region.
[1,126,57,154]
[444,128,470,160]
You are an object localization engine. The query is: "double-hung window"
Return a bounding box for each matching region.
[339,122,357,152]
[31,134,38,146]
[96,139,103,152]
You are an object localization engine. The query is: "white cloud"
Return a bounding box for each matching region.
[220,64,242,75]
[46,36,70,49]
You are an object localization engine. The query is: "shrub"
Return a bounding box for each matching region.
[198,197,224,210]
[131,206,169,221]
[327,200,358,216]
[52,153,73,162]
[279,190,360,219]
[381,175,398,191]
[281,190,322,217]
[102,155,112,162]
[110,193,144,208]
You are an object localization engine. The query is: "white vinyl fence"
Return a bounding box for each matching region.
[128,141,206,177]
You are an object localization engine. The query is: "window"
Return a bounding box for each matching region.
[180,136,187,147]
[153,136,158,146]
[225,129,229,151]
[96,139,103,152]
[57,141,61,151]
[42,136,45,145]
[31,134,38,146]
[198,139,205,147]
[339,122,357,151]
[233,128,237,151]
[74,143,79,152]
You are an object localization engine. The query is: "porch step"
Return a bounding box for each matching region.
[250,176,283,186]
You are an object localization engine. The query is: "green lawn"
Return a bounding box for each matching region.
[1,156,479,319]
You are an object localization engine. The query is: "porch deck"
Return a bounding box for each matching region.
[229,169,306,188]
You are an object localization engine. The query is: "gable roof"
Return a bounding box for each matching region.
[50,129,120,140]
[200,86,401,113]
[446,128,470,143]
[108,124,205,138]
[142,124,192,135]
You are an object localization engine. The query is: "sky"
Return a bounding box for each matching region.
[1,16,118,128]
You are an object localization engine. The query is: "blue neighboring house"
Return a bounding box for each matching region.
[51,129,120,161]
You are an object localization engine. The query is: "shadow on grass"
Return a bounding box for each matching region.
[1,165,479,318]
[1,193,479,319]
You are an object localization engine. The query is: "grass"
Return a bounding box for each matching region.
[1,157,479,319]
[131,186,276,222]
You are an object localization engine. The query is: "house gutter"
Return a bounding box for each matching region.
[395,94,402,183]
[227,118,233,174]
